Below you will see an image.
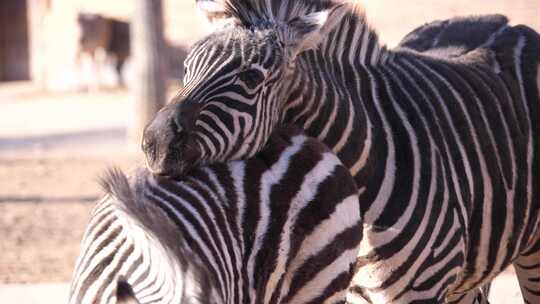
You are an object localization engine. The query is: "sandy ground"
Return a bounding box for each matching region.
[0,155,139,283]
[0,85,145,285]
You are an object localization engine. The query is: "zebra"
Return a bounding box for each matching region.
[398,14,510,59]
[68,127,362,304]
[76,13,130,87]
[141,0,540,302]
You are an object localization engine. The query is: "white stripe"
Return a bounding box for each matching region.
[265,152,344,302]
[288,247,358,304]
[246,135,306,299]
[230,161,246,304]
[277,194,360,302]
[361,68,396,227]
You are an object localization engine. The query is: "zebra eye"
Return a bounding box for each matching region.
[238,69,265,89]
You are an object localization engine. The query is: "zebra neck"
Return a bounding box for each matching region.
[282,63,382,178]
[314,8,389,67]
[280,12,390,180]
[280,7,388,124]
[281,9,387,120]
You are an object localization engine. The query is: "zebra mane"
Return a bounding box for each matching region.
[99,168,209,286]
[99,168,185,257]
[198,0,385,64]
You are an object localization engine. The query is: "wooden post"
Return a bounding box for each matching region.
[129,0,166,146]
[27,0,51,88]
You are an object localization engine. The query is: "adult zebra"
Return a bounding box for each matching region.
[141,0,540,302]
[68,127,361,304]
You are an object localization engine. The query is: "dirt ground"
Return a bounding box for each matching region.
[0,155,141,283]
[0,84,148,284]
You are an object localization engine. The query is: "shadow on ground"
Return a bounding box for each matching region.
[0,195,98,204]
[0,128,126,154]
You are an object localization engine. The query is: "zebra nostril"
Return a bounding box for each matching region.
[141,137,155,158]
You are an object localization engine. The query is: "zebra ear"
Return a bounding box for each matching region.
[196,0,239,29]
[283,4,347,59]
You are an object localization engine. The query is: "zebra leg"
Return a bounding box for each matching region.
[513,236,540,303]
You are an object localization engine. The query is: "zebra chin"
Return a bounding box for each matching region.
[148,162,191,179]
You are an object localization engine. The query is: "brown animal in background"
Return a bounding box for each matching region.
[76,13,130,87]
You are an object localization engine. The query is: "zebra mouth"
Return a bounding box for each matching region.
[149,161,191,179]
[150,144,202,179]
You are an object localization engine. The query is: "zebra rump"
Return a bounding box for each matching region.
[398,14,510,57]
[69,127,362,304]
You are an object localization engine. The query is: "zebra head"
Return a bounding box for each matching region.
[143,0,347,177]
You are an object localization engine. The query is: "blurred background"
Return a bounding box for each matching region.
[0,0,538,302]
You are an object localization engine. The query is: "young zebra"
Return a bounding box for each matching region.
[68,127,361,304]
[141,1,540,302]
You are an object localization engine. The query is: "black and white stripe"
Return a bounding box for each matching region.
[69,128,361,304]
[141,1,540,303]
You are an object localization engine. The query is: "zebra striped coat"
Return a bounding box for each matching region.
[69,128,361,304]
[141,1,540,302]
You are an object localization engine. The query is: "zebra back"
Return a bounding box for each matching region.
[398,14,510,56]
[69,127,362,304]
